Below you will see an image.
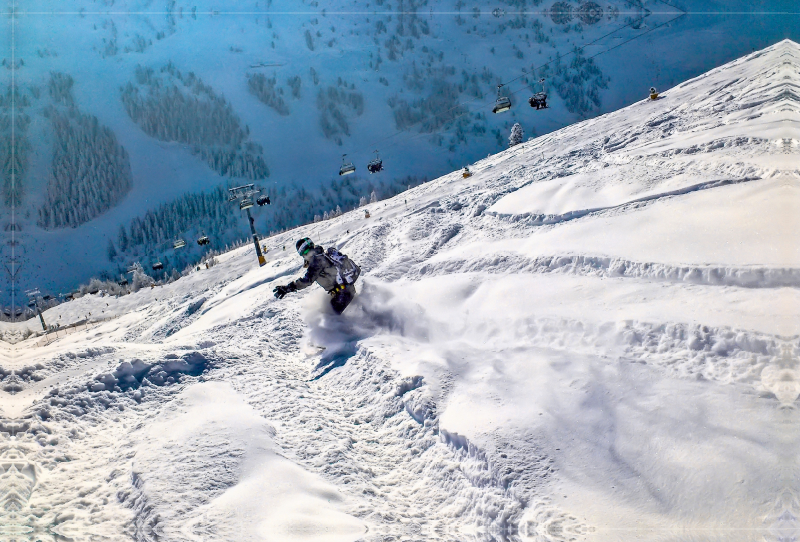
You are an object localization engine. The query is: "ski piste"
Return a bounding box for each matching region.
[0,40,798,540]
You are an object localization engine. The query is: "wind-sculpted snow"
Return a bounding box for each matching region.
[415,253,800,289]
[1,40,800,541]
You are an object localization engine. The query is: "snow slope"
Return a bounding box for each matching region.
[7,0,799,301]
[0,40,798,541]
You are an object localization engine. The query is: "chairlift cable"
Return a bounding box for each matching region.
[366,12,684,157]
[343,14,652,165]
[503,13,686,99]
[497,15,647,90]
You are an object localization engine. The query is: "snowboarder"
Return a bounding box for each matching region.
[273,238,361,314]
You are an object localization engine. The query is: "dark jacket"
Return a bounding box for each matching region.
[290,246,340,293]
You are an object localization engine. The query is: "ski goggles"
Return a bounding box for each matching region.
[297,239,313,256]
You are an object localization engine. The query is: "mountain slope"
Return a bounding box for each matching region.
[12,0,800,301]
[0,39,798,541]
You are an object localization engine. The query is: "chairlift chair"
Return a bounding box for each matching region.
[529,93,548,109]
[239,198,254,210]
[529,78,548,110]
[339,154,356,176]
[367,150,383,174]
[173,238,186,249]
[152,261,164,271]
[649,87,659,100]
[197,235,210,246]
[256,195,270,206]
[492,85,511,114]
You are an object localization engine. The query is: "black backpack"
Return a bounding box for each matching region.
[325,247,361,285]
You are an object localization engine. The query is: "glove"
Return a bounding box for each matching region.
[273,284,291,299]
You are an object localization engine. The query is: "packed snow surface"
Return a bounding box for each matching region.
[0,40,799,541]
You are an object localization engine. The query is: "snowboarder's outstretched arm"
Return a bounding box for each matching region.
[273,254,323,298]
[290,263,320,291]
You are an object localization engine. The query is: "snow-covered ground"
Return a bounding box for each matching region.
[6,0,797,300]
[0,40,798,541]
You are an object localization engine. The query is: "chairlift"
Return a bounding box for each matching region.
[649,87,659,100]
[529,79,548,110]
[173,238,186,249]
[367,150,383,174]
[239,197,254,210]
[339,154,356,176]
[152,261,164,271]
[256,195,270,206]
[197,235,210,246]
[492,85,511,114]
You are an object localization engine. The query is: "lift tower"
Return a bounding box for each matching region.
[25,289,47,331]
[228,184,267,267]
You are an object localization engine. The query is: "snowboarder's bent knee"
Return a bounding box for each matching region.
[273,238,361,314]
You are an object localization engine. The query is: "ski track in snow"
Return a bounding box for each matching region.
[0,41,799,541]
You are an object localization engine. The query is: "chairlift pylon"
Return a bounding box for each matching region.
[529,78,548,110]
[367,150,383,174]
[493,84,511,114]
[339,154,356,176]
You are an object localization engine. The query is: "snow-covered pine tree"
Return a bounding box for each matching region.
[509,123,524,147]
[370,190,377,204]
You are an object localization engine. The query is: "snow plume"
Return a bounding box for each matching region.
[302,280,433,379]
